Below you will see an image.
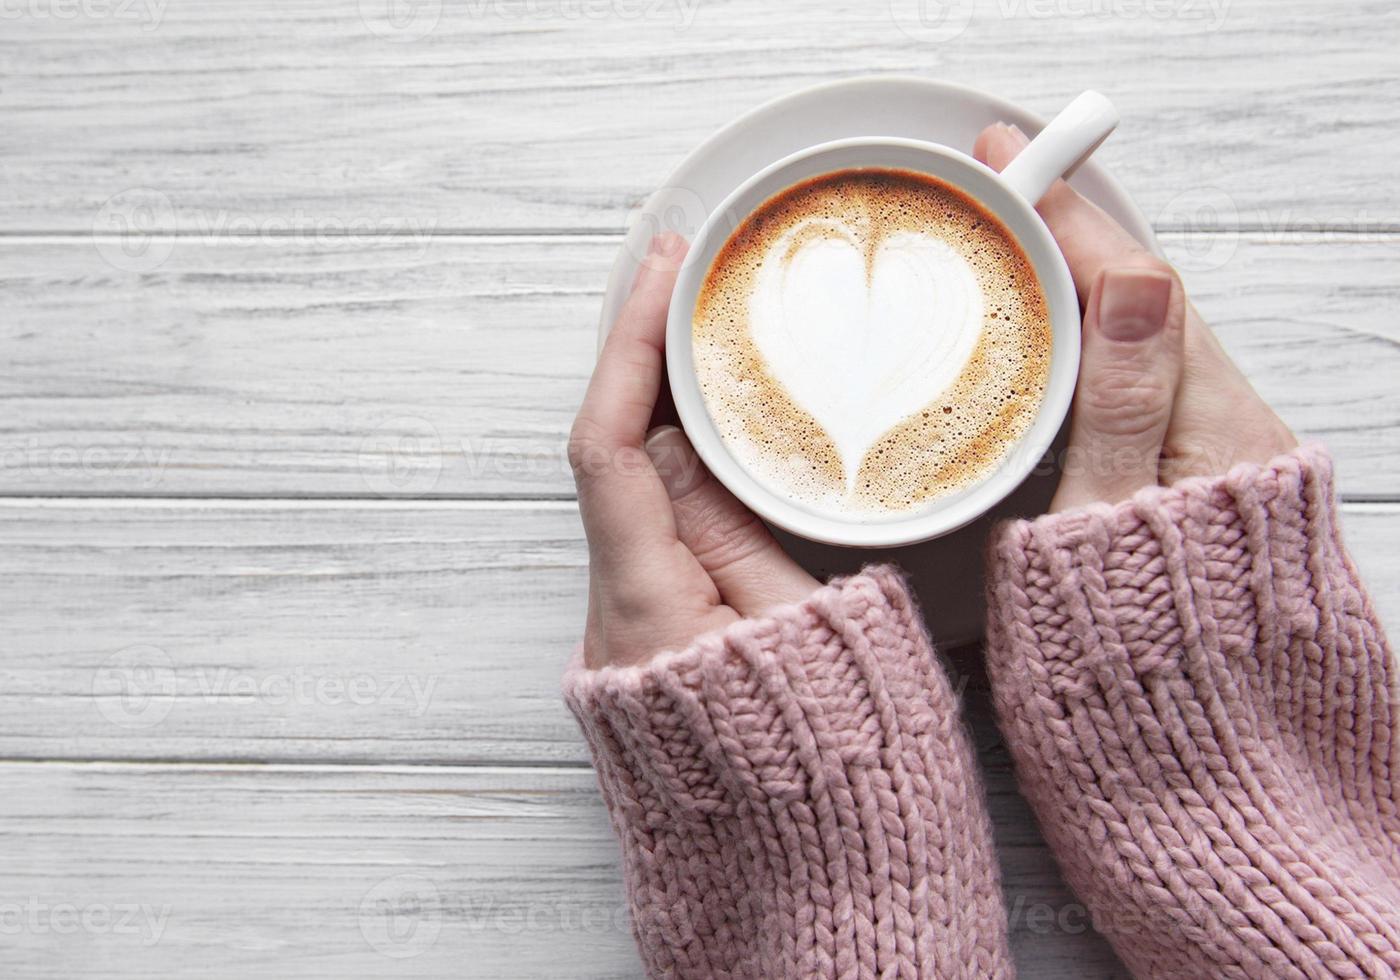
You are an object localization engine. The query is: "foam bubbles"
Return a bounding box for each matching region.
[693,169,1051,518]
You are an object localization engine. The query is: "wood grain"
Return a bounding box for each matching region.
[1,497,1394,766]
[3,234,1397,498]
[0,748,1127,979]
[1,0,1396,232]
[3,3,1397,977]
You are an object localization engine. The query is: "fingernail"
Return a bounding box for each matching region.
[1097,268,1174,341]
[1007,123,1030,147]
[644,425,700,499]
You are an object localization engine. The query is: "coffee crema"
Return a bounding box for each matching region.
[692,168,1051,517]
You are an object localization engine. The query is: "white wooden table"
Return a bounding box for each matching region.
[2,2,1397,976]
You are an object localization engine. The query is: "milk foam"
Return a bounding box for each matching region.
[693,169,1051,518]
[747,220,984,493]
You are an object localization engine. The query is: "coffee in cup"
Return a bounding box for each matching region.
[692,167,1050,517]
[666,92,1117,546]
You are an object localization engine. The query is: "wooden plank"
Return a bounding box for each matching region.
[2,234,1398,497]
[0,0,1396,232]
[0,751,1126,979]
[1,498,1394,766]
[0,499,592,764]
[0,763,647,979]
[0,236,598,498]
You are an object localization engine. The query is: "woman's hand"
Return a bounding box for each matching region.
[974,124,1297,511]
[569,234,820,669]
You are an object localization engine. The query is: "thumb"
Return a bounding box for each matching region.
[643,426,819,616]
[1053,263,1186,511]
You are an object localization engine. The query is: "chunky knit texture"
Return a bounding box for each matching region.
[564,566,1013,979]
[567,446,1399,978]
[987,445,1400,978]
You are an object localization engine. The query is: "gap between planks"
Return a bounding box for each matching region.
[0,229,1398,243]
[0,758,593,775]
[1,494,1397,507]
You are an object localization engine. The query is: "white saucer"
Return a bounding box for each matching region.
[597,75,1158,645]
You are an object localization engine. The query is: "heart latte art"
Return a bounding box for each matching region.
[693,169,1050,517]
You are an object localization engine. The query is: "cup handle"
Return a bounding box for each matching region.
[998,91,1120,206]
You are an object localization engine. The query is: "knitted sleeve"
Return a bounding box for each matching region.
[986,445,1400,978]
[563,566,1013,979]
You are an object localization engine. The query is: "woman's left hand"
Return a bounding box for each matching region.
[569,233,819,670]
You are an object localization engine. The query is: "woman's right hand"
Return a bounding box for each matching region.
[974,123,1297,512]
[569,234,819,671]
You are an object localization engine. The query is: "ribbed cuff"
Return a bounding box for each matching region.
[987,444,1348,698]
[563,566,947,818]
[564,566,1014,978]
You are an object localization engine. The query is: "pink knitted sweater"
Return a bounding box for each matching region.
[564,447,1399,978]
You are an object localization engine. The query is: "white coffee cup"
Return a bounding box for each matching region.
[666,91,1119,547]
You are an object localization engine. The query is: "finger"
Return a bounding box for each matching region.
[572,233,688,458]
[1053,263,1186,511]
[644,426,819,616]
[570,234,688,573]
[975,123,1152,306]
